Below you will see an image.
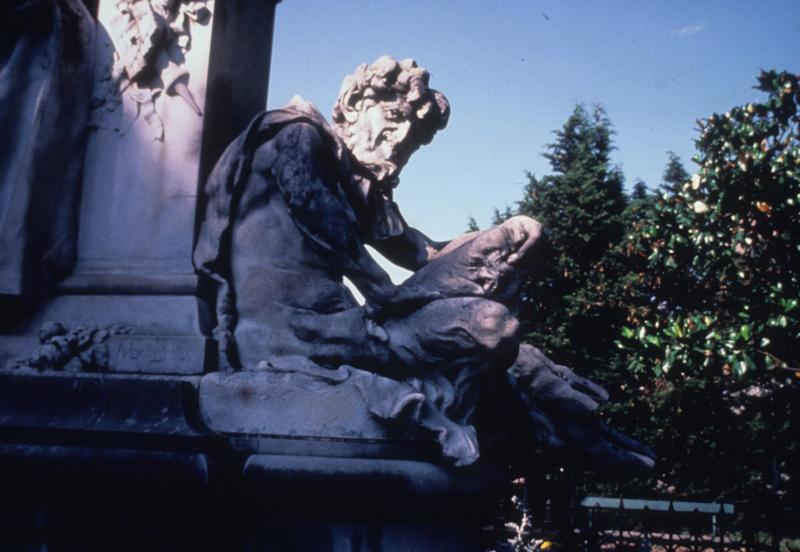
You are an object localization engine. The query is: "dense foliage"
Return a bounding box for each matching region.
[493,72,798,505]
[620,70,800,379]
[617,70,799,501]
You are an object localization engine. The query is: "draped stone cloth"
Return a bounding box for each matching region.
[0,0,94,300]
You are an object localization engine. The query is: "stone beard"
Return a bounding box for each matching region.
[194,57,655,470]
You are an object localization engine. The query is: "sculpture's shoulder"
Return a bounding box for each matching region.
[203,98,336,188]
[258,97,339,147]
[230,96,344,171]
[195,98,351,260]
[264,96,327,126]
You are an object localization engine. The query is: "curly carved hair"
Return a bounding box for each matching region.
[332,56,450,146]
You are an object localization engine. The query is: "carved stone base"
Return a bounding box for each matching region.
[200,369,425,460]
[0,368,503,551]
[0,367,433,460]
[243,454,503,552]
[0,448,501,551]
[1,294,213,374]
[15,294,205,336]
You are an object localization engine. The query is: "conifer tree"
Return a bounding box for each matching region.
[661,151,690,193]
[514,105,628,376]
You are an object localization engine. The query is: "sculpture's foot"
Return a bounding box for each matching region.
[508,344,655,473]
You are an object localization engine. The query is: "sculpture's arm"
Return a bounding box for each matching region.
[370,225,449,271]
[365,216,545,320]
[371,214,540,273]
[266,123,395,303]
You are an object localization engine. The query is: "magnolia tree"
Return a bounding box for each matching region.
[619,71,799,499]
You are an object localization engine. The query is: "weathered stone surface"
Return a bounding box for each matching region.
[2,292,215,373]
[243,454,503,504]
[17,295,204,334]
[199,367,406,439]
[0,335,39,371]
[0,444,210,489]
[8,329,214,375]
[243,454,504,552]
[71,0,214,291]
[199,364,464,461]
[0,371,203,436]
[0,444,215,550]
[57,0,278,299]
[0,445,500,551]
[1,1,284,380]
[107,335,212,374]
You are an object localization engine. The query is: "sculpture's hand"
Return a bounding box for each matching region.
[499,216,544,266]
[507,344,655,473]
[389,216,543,310]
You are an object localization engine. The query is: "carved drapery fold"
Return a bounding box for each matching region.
[0,0,95,302]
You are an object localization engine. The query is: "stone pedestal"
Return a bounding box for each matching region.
[244,455,503,552]
[0,368,504,551]
[64,0,278,296]
[0,449,502,551]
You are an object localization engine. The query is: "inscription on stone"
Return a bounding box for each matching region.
[110,336,209,375]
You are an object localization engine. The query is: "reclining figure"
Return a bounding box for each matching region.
[194,56,654,471]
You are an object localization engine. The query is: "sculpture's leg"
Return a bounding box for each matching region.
[286,307,395,367]
[382,297,520,373]
[287,296,520,379]
[346,297,519,466]
[380,297,520,425]
[250,296,522,466]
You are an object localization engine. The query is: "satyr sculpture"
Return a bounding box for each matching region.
[195,56,655,470]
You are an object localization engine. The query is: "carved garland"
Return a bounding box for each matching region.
[94,0,211,140]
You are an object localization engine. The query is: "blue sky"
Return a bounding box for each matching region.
[267,1,800,281]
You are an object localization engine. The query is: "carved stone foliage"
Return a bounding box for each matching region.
[14,322,131,373]
[94,0,210,140]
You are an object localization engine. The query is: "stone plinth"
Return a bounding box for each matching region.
[243,455,503,552]
[0,367,503,551]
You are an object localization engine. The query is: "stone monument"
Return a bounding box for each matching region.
[0,5,653,549]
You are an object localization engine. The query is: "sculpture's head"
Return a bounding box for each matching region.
[333,56,450,190]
